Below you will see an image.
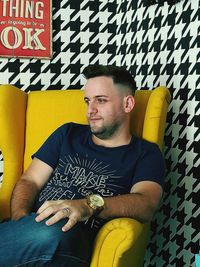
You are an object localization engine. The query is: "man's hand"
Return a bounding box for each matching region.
[35,199,94,232]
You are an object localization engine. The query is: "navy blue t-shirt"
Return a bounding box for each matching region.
[32,123,165,229]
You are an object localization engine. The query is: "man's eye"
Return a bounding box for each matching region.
[84,99,90,105]
[97,98,106,104]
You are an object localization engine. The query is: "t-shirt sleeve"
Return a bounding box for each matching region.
[133,143,166,188]
[32,124,68,169]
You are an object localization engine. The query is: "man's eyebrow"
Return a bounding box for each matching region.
[84,95,109,100]
[95,95,109,98]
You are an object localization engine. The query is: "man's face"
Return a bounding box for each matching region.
[84,76,126,139]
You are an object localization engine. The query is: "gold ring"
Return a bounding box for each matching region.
[62,207,71,216]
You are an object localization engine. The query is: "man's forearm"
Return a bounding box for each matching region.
[11,178,39,220]
[99,193,158,224]
[33,181,162,231]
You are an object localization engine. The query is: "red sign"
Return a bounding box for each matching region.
[0,0,52,59]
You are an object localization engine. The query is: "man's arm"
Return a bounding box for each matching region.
[35,180,163,232]
[99,181,163,223]
[11,158,53,220]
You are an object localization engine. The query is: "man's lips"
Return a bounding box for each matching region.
[88,117,102,122]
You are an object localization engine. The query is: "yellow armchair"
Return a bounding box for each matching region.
[0,84,170,267]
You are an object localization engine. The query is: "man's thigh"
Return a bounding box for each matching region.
[0,213,94,267]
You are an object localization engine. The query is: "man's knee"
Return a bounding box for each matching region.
[0,213,93,266]
[0,214,62,266]
[20,213,64,246]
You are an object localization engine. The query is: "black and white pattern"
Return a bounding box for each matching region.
[0,0,199,266]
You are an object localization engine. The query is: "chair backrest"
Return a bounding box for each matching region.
[24,86,170,170]
[0,85,170,220]
[24,90,87,170]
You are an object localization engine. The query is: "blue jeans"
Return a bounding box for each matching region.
[0,213,96,267]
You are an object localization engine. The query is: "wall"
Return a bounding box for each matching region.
[0,0,199,266]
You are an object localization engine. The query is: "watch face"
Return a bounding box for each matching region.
[90,195,104,207]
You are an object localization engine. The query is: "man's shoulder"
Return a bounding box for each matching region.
[57,122,89,136]
[133,136,161,154]
[57,122,88,131]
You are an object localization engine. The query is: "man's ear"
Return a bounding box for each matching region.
[123,95,135,113]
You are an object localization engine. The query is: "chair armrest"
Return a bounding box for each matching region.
[0,85,27,219]
[90,218,148,267]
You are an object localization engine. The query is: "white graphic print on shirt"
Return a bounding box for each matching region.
[36,153,124,229]
[38,153,124,203]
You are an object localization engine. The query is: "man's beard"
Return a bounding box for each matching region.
[90,121,121,140]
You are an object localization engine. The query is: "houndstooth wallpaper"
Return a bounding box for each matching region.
[0,0,199,266]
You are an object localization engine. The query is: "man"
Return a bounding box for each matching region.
[0,65,165,267]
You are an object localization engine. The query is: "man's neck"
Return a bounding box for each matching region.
[92,132,132,148]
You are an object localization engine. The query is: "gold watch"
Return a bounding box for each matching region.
[86,194,105,215]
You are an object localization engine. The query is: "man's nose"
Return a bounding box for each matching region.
[87,101,98,114]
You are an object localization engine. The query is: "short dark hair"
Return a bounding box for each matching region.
[82,64,136,95]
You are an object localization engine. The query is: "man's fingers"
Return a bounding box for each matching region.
[45,208,71,226]
[35,204,59,222]
[36,201,52,214]
[62,217,78,232]
[35,199,85,231]
[35,208,51,222]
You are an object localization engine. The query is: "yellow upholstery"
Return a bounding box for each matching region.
[0,84,170,267]
[0,85,27,219]
[24,90,87,170]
